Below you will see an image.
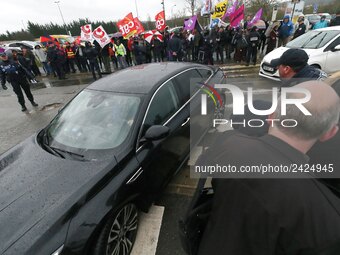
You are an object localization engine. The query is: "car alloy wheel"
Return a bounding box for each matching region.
[106,204,138,255]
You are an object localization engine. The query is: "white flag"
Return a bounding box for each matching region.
[80,24,93,42]
[92,25,111,48]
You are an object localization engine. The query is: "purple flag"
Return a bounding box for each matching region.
[184,15,197,31]
[230,4,244,28]
[222,0,238,21]
[247,8,263,27]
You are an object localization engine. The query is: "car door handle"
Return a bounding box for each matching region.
[181,117,190,127]
[126,167,143,185]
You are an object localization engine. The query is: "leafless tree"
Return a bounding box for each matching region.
[246,0,279,20]
[184,0,200,16]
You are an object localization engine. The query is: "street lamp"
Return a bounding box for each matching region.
[54,1,68,35]
[135,0,139,19]
[171,4,176,28]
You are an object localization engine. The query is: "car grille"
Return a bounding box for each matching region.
[261,63,277,74]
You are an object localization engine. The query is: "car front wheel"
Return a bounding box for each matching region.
[93,203,139,255]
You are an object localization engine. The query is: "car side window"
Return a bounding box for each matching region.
[142,80,180,135]
[174,69,203,104]
[197,69,213,81]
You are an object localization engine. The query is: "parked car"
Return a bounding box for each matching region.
[330,15,340,27]
[0,63,222,255]
[305,14,321,28]
[259,26,340,81]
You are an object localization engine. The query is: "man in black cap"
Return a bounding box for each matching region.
[0,52,38,111]
[271,48,327,87]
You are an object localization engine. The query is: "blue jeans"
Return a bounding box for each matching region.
[117,56,127,69]
[42,62,52,75]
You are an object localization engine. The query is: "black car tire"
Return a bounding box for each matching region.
[93,203,139,255]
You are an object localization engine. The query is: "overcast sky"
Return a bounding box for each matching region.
[0,0,194,34]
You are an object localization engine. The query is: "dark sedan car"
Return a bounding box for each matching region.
[0,63,224,255]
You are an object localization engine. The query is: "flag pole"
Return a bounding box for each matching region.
[135,0,139,18]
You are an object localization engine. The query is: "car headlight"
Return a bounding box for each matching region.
[51,245,64,255]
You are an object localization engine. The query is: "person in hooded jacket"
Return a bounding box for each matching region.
[278,15,294,46]
[246,26,261,66]
[84,42,102,80]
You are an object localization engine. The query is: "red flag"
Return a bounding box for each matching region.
[155,11,166,31]
[117,12,137,39]
[134,17,145,34]
[230,4,244,28]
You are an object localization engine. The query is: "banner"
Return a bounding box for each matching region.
[184,15,198,31]
[247,8,263,27]
[80,24,93,42]
[117,12,137,39]
[230,4,244,28]
[285,1,305,23]
[201,0,212,17]
[92,26,111,48]
[222,0,238,20]
[134,17,145,34]
[212,0,228,19]
[155,11,166,31]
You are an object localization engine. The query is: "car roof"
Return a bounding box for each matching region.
[86,62,213,94]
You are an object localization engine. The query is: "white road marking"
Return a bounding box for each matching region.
[131,205,165,255]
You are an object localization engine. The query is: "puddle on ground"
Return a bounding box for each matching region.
[40,103,63,111]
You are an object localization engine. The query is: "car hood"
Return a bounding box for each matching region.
[0,135,116,253]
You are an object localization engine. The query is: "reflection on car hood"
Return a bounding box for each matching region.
[262,47,289,65]
[0,135,115,253]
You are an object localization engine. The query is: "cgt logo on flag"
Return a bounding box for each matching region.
[117,13,137,38]
[155,11,166,31]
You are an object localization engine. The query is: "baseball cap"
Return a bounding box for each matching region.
[270,48,309,68]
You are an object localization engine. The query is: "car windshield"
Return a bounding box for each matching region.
[286,30,340,49]
[46,89,141,150]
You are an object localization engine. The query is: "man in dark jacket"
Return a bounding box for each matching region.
[168,32,182,61]
[246,26,261,66]
[271,48,327,87]
[0,52,38,111]
[47,43,66,80]
[84,42,102,80]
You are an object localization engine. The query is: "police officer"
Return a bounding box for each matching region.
[0,52,38,111]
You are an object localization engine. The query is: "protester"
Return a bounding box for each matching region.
[76,43,90,73]
[202,29,214,65]
[65,43,77,73]
[0,52,38,111]
[84,42,102,80]
[293,15,307,39]
[270,48,327,87]
[168,32,182,62]
[313,15,329,29]
[33,45,51,76]
[232,28,247,63]
[266,24,279,54]
[278,15,294,46]
[245,26,260,66]
[198,81,340,255]
[114,39,128,69]
[101,44,112,73]
[193,29,202,61]
[215,27,226,64]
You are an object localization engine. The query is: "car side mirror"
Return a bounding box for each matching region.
[144,125,170,141]
[332,45,340,52]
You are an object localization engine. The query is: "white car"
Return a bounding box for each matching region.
[259,26,340,81]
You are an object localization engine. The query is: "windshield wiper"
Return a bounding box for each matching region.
[300,32,321,48]
[42,131,65,158]
[49,146,86,160]
[315,33,327,49]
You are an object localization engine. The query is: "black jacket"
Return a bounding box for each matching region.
[283,64,328,87]
[0,60,27,85]
[167,36,182,53]
[293,23,306,39]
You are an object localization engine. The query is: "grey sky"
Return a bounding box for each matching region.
[0,0,192,34]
